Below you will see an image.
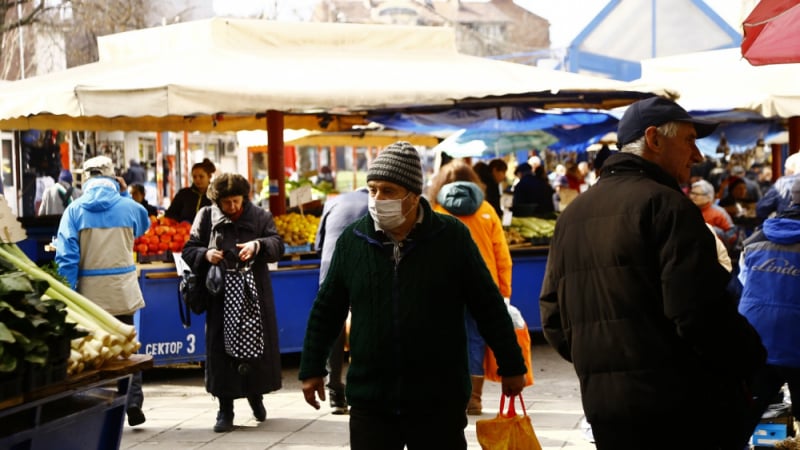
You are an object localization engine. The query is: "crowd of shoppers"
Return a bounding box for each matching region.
[46,95,800,447]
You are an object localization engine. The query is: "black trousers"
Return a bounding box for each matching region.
[349,407,467,450]
[747,364,800,427]
[115,314,143,409]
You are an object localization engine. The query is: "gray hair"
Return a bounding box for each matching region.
[786,153,800,175]
[691,179,715,198]
[620,121,680,156]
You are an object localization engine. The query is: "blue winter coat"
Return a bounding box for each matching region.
[55,176,150,315]
[738,207,800,368]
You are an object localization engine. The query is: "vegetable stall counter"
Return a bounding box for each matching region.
[0,354,153,450]
[134,259,321,366]
[134,246,548,366]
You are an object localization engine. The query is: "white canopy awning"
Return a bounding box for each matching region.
[0,18,659,132]
[634,48,800,118]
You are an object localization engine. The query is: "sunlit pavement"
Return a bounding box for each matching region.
[120,334,596,450]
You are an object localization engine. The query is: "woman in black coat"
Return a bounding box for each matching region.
[182,173,285,432]
[166,158,216,224]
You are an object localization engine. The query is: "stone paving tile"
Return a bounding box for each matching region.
[121,339,596,449]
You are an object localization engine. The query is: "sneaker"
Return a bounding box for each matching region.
[127,406,146,426]
[329,387,348,415]
[213,410,234,433]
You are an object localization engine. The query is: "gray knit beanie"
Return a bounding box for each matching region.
[366,141,424,195]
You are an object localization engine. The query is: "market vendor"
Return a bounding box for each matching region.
[510,162,555,217]
[165,158,215,224]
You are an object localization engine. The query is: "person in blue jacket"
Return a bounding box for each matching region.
[55,155,150,427]
[738,178,800,430]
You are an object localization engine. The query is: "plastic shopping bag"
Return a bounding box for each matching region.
[476,394,542,450]
[485,304,534,386]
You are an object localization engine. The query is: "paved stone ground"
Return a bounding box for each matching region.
[120,333,597,449]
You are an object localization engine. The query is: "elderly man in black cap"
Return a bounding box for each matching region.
[299,141,527,450]
[540,97,767,450]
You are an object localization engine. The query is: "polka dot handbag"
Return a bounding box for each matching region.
[222,261,265,359]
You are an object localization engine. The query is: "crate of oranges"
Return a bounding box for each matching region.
[134,216,193,263]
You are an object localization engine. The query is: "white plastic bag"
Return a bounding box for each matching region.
[507,303,526,329]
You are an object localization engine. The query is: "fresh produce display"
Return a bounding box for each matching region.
[134,215,192,256]
[504,227,527,245]
[0,258,84,390]
[274,212,320,247]
[0,243,140,379]
[509,215,557,243]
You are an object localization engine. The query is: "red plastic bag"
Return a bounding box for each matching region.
[476,394,542,450]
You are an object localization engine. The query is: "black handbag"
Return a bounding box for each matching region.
[206,262,225,297]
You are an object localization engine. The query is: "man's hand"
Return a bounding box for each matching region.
[501,374,526,397]
[301,376,326,410]
[115,176,127,193]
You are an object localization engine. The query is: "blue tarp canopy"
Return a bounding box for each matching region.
[369,108,620,153]
[370,107,784,158]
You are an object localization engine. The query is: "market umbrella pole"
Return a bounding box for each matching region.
[267,111,286,215]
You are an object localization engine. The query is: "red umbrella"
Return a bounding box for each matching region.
[742,0,800,65]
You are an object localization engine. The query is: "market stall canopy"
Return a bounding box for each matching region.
[0,18,660,132]
[741,0,800,66]
[633,48,789,155]
[635,48,800,118]
[372,109,620,153]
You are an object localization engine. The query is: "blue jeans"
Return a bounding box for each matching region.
[465,312,485,376]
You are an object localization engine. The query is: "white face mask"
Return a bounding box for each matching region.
[368,193,411,230]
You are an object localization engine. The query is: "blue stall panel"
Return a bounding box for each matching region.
[509,253,548,332]
[271,262,320,353]
[136,265,206,366]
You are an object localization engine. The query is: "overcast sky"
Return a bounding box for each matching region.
[213,0,752,48]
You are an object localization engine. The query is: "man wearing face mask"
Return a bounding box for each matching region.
[298,141,527,450]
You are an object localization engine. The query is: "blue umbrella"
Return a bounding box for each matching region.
[434,129,558,158]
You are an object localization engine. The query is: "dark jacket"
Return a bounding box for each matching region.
[123,162,147,185]
[540,153,765,432]
[138,199,158,217]
[182,201,285,398]
[512,173,554,217]
[756,173,799,219]
[299,197,526,414]
[165,186,212,224]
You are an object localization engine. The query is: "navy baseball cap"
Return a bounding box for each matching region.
[617,97,717,146]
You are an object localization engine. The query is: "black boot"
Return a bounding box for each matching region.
[214,397,234,432]
[247,395,266,422]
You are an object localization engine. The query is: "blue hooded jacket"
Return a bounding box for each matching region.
[738,207,800,367]
[56,176,150,315]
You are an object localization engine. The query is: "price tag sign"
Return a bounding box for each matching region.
[289,185,312,208]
